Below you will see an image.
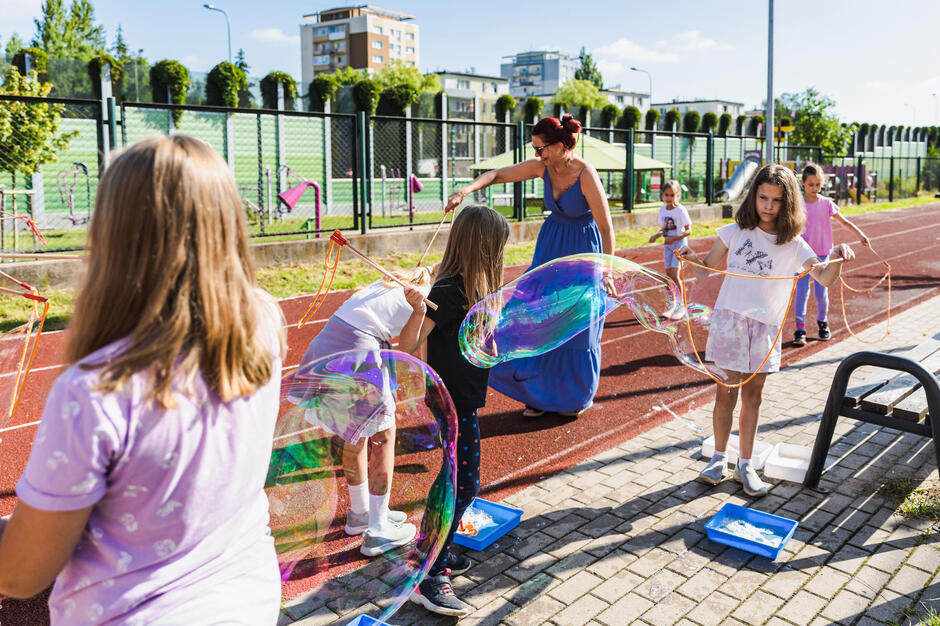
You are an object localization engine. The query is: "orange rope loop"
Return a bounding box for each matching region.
[297,231,345,329]
[837,246,891,344]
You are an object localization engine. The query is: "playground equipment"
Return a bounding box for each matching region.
[277,166,322,234]
[717,153,762,202]
[379,165,405,217]
[55,161,91,226]
[408,174,423,225]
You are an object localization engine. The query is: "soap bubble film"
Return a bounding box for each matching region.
[267,349,457,622]
[458,253,681,368]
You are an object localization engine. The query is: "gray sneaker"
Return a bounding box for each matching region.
[360,520,417,557]
[734,463,768,497]
[344,509,408,536]
[699,456,728,485]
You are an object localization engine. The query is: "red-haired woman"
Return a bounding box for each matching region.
[444,114,615,417]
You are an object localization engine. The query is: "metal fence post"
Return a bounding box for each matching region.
[256,113,265,234]
[856,156,863,204]
[357,111,369,234]
[625,128,635,214]
[889,155,895,202]
[706,130,714,205]
[514,121,524,221]
[916,156,921,193]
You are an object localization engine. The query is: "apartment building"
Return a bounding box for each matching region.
[601,87,649,111]
[435,70,509,121]
[499,50,579,99]
[651,98,745,119]
[300,5,419,87]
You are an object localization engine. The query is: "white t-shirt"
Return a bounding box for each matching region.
[658,204,692,251]
[714,223,817,326]
[335,279,432,342]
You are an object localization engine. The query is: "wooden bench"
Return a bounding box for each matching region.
[803,344,940,490]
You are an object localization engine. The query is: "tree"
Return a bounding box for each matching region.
[645,108,660,131]
[353,78,379,114]
[373,60,439,94]
[235,48,250,74]
[620,105,641,130]
[735,114,747,135]
[333,66,366,86]
[525,96,543,121]
[495,94,516,122]
[0,66,77,190]
[663,108,681,131]
[600,104,620,127]
[206,62,246,108]
[309,74,338,111]
[150,60,190,125]
[702,112,719,134]
[32,0,106,61]
[4,34,25,62]
[574,46,602,89]
[682,110,701,133]
[553,79,606,117]
[777,88,853,153]
[718,112,732,136]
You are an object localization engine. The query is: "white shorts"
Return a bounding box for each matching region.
[705,309,781,374]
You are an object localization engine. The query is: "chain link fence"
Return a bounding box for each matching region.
[2,91,937,254]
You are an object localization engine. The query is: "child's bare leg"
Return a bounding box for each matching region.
[367,426,395,496]
[665,266,680,288]
[737,373,767,460]
[712,378,739,452]
[343,438,369,486]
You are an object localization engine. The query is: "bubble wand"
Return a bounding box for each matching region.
[416,208,454,267]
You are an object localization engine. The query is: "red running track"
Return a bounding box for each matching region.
[1,204,938,623]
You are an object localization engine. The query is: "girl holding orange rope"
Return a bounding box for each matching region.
[679,164,855,497]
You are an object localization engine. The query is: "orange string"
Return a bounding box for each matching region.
[0,214,47,246]
[675,253,833,389]
[837,246,891,344]
[297,235,343,329]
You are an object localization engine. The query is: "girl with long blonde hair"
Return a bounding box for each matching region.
[0,135,285,624]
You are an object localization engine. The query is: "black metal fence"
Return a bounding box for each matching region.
[0,92,936,254]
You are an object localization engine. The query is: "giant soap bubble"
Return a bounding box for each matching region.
[268,349,457,623]
[458,253,682,368]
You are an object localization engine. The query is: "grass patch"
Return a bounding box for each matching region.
[878,477,940,522]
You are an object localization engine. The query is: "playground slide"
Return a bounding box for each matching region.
[717,157,760,202]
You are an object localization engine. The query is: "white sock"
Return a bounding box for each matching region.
[712,450,727,464]
[738,457,751,471]
[348,481,369,516]
[369,492,391,532]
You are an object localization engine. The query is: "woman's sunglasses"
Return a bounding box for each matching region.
[533,141,556,155]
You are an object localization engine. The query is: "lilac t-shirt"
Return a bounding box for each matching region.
[802,196,839,256]
[16,292,285,625]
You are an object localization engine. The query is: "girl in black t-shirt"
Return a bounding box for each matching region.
[409,204,510,617]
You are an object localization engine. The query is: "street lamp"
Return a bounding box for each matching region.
[932,92,938,125]
[203,3,232,64]
[629,66,652,111]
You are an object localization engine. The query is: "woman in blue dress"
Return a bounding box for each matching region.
[443,115,615,416]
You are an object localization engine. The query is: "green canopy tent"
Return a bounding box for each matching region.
[470,134,671,206]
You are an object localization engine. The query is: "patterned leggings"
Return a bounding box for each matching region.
[429,408,480,576]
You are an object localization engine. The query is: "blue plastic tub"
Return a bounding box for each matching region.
[704,503,798,559]
[452,497,523,551]
[345,615,387,626]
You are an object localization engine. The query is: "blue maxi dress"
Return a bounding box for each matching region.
[488,168,603,413]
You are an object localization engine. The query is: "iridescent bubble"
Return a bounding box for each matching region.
[269,349,457,622]
[458,253,682,368]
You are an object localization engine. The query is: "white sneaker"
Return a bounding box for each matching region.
[734,463,768,497]
[344,509,408,536]
[699,456,728,485]
[360,520,417,557]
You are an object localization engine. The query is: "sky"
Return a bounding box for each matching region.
[2,0,939,126]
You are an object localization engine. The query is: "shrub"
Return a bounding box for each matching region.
[619,105,641,130]
[378,83,419,115]
[664,108,681,131]
[683,110,701,133]
[747,115,764,136]
[524,96,543,120]
[261,71,297,110]
[718,113,732,136]
[12,47,48,76]
[353,78,380,114]
[601,104,621,127]
[206,62,247,108]
[150,60,191,125]
[495,94,516,122]
[309,74,338,111]
[645,108,660,131]
[735,114,748,135]
[701,112,718,134]
[87,53,124,99]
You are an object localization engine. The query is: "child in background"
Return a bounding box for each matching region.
[649,180,692,316]
[793,162,870,345]
[299,266,435,557]
[409,204,510,617]
[0,136,285,624]
[680,165,854,497]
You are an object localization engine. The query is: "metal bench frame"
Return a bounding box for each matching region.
[803,351,940,491]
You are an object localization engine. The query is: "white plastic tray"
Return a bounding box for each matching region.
[762,442,813,483]
[700,434,773,470]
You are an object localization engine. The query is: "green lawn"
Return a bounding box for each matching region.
[2,193,936,332]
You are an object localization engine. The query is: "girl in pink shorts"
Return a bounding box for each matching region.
[680,164,855,497]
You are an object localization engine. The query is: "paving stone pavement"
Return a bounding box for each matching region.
[282,296,940,626]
